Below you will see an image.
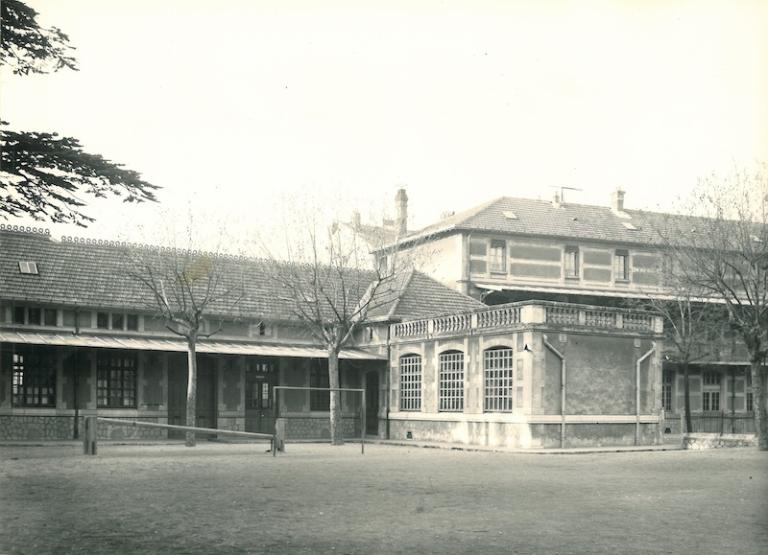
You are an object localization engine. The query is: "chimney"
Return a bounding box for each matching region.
[552,191,561,209]
[612,188,625,212]
[395,188,408,235]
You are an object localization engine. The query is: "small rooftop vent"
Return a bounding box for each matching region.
[503,210,518,220]
[622,221,639,231]
[18,261,39,275]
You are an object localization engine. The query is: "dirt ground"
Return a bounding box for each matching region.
[0,442,766,555]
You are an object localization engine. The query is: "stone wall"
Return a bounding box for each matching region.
[682,433,757,449]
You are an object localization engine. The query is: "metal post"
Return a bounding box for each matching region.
[272,386,279,456]
[83,416,97,455]
[361,391,366,455]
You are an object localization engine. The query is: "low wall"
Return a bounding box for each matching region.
[390,418,662,449]
[682,433,757,449]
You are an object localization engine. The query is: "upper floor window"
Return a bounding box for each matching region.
[97,312,140,331]
[469,239,487,274]
[484,347,514,412]
[12,346,56,407]
[438,351,464,412]
[10,306,58,327]
[399,354,422,411]
[564,247,579,278]
[489,240,507,274]
[614,250,629,281]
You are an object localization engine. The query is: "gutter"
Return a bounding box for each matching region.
[543,337,566,448]
[635,346,655,445]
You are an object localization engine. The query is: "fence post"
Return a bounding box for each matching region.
[274,418,285,453]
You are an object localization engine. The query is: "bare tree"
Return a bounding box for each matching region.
[655,166,768,449]
[260,216,404,445]
[630,280,721,434]
[122,239,244,446]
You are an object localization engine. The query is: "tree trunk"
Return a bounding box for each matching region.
[328,348,344,445]
[682,362,692,434]
[185,335,198,447]
[750,360,767,450]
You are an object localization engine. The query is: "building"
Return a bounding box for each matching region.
[0,219,668,447]
[378,189,757,436]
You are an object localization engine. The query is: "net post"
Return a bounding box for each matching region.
[83,416,97,455]
[361,391,366,455]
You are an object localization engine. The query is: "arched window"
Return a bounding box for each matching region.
[399,354,422,411]
[484,347,514,412]
[438,350,464,412]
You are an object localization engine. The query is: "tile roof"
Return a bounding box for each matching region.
[0,229,483,323]
[366,269,485,321]
[402,196,716,248]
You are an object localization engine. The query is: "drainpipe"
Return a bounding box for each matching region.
[543,337,566,448]
[385,323,391,439]
[636,346,655,445]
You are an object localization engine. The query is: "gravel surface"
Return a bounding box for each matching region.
[1,442,766,554]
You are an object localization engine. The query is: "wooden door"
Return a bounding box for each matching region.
[245,358,277,434]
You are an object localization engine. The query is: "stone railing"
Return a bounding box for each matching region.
[391,301,662,340]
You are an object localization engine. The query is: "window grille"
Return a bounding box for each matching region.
[662,371,673,412]
[399,355,422,411]
[484,348,514,412]
[438,351,464,412]
[97,352,137,408]
[12,347,56,407]
[703,372,721,386]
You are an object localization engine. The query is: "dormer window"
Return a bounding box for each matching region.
[18,261,39,275]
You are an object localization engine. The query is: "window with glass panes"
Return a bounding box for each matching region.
[310,360,330,411]
[614,250,629,280]
[484,348,514,412]
[489,240,507,273]
[564,247,579,278]
[12,347,56,407]
[702,371,720,411]
[97,352,137,408]
[438,351,464,412]
[662,370,673,411]
[399,355,422,411]
[746,369,754,412]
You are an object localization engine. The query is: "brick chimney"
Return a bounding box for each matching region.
[395,188,408,235]
[612,188,625,212]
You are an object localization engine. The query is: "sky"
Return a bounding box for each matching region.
[2,0,767,251]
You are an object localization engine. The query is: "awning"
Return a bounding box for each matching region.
[474,282,722,303]
[0,331,386,361]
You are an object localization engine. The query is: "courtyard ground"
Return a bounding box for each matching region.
[0,442,766,554]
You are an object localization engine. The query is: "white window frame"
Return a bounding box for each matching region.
[484,348,514,412]
[399,355,422,411]
[438,351,464,412]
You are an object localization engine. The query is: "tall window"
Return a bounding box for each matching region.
[564,247,579,278]
[484,348,514,412]
[489,240,507,273]
[702,371,720,411]
[399,355,422,411]
[310,360,330,411]
[746,369,754,412]
[12,347,56,407]
[614,250,629,281]
[97,352,137,408]
[438,351,464,412]
[662,370,673,411]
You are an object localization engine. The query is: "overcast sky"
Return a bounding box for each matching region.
[2,0,766,249]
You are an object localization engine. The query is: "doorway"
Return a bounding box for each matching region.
[245,358,277,434]
[365,370,379,435]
